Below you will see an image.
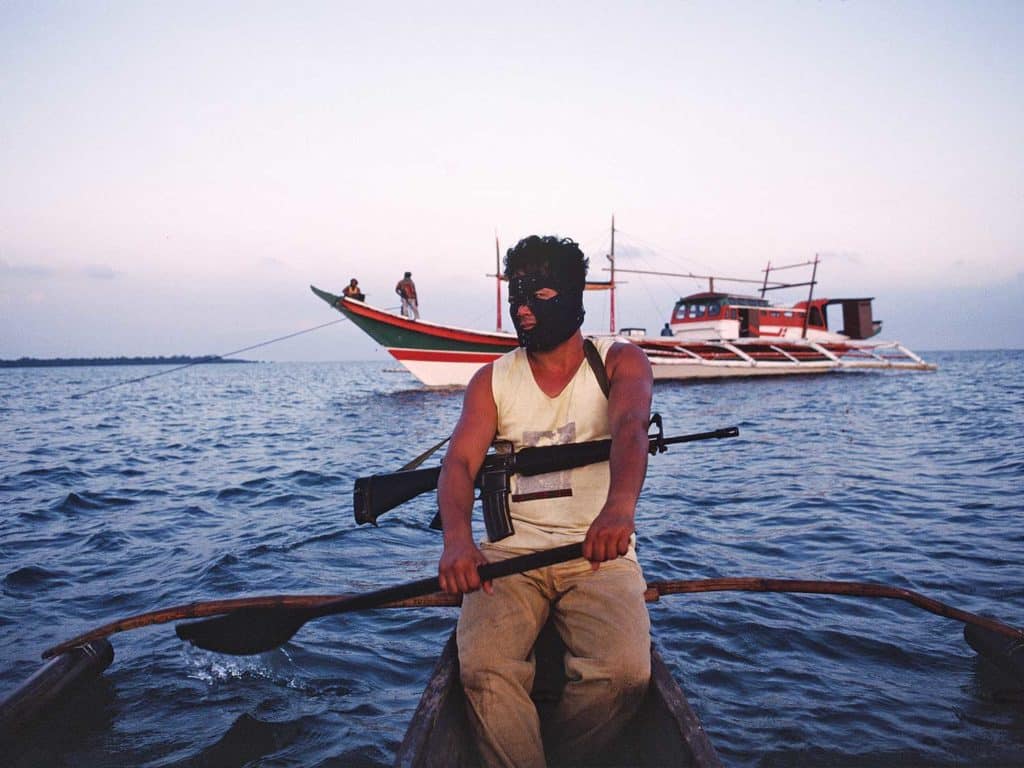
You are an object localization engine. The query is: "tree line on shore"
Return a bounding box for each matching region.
[0,356,254,368]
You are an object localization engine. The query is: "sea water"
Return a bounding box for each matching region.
[2,351,1022,766]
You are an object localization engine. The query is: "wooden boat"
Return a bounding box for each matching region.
[395,626,722,768]
[311,231,935,386]
[312,285,933,387]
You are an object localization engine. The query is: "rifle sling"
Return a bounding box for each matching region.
[583,338,610,399]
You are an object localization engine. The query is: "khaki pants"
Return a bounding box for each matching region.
[457,550,651,768]
[401,297,419,319]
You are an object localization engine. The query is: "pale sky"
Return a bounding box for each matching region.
[2,1,1022,360]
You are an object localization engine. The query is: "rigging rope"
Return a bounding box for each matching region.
[72,317,348,399]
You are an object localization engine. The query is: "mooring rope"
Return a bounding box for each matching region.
[72,317,348,399]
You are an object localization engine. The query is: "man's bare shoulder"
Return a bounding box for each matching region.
[606,340,651,380]
[467,362,494,387]
[453,364,497,446]
[463,363,496,406]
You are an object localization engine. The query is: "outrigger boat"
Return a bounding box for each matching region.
[396,625,722,768]
[312,229,934,387]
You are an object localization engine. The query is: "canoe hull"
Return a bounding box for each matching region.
[396,629,721,768]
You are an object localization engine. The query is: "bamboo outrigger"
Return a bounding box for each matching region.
[395,626,722,768]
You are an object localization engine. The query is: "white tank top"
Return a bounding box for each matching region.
[488,337,636,559]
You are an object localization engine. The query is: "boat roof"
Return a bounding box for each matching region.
[676,291,769,306]
[676,293,878,308]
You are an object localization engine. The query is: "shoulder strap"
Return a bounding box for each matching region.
[583,338,611,400]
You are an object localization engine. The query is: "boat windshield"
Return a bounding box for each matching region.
[674,300,723,320]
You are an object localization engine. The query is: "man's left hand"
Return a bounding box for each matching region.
[583,504,634,569]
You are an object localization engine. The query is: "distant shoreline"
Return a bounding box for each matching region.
[0,356,255,369]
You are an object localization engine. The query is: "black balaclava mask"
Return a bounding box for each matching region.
[508,272,585,352]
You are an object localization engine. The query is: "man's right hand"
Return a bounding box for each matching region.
[439,537,492,595]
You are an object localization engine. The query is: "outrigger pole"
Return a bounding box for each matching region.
[757,258,818,297]
[610,268,785,292]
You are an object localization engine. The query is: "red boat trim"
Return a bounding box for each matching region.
[342,298,514,348]
[390,349,504,364]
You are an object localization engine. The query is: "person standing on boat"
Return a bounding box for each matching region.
[437,235,653,768]
[395,271,419,319]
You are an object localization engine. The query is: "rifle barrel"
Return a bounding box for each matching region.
[660,426,739,447]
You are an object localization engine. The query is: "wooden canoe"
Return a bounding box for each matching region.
[395,625,721,768]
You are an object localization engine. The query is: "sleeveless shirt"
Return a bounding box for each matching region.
[488,336,637,560]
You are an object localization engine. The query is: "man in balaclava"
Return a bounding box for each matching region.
[436,234,655,768]
[504,235,587,352]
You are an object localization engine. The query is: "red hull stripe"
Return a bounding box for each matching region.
[344,300,514,348]
[389,348,505,364]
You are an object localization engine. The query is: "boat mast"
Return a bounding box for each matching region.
[760,261,772,298]
[608,215,616,333]
[800,254,820,339]
[495,232,502,331]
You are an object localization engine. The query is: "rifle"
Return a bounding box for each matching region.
[353,415,739,540]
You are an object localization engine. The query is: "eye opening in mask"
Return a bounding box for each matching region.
[508,274,560,305]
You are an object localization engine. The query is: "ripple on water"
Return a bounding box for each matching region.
[215,486,261,502]
[253,492,320,508]
[82,529,132,552]
[3,565,71,597]
[283,468,344,487]
[53,490,138,513]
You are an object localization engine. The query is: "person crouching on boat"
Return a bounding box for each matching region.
[342,278,365,302]
[437,235,653,768]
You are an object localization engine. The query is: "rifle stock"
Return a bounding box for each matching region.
[353,425,739,527]
[354,466,442,525]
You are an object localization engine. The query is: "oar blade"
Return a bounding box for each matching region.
[174,544,585,656]
[964,624,1024,686]
[176,606,309,655]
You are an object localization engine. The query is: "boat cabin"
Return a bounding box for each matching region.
[666,292,882,343]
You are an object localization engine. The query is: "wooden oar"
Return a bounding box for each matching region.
[174,543,586,655]
[45,570,1023,661]
[43,593,413,659]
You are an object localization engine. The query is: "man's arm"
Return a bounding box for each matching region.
[437,364,498,594]
[583,342,653,566]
